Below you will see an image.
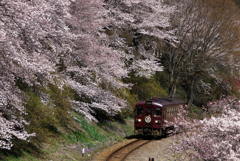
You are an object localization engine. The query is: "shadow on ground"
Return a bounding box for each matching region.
[125,134,168,140]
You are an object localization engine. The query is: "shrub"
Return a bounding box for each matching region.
[25,84,74,147]
[45,84,73,129]
[130,77,168,100]
[25,91,58,146]
[66,115,108,145]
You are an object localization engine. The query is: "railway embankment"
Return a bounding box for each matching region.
[92,134,189,161]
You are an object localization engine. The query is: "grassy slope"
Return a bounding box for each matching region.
[5,115,133,161]
[2,82,134,161]
[3,75,206,161]
[4,71,197,161]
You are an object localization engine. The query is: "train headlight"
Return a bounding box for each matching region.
[155,120,160,123]
[137,118,142,122]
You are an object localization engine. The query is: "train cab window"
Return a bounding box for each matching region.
[136,106,143,115]
[155,108,162,116]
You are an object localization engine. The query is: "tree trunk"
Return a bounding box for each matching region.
[168,70,177,98]
[169,81,177,98]
[187,79,195,107]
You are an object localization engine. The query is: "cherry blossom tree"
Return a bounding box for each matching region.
[105,0,175,77]
[2,0,229,151]
[173,97,240,161]
[66,0,177,121]
[0,0,75,149]
[62,0,130,121]
[0,0,141,149]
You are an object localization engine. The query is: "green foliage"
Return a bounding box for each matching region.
[188,105,205,120]
[137,79,167,100]
[25,91,58,145]
[98,118,133,140]
[25,84,74,148]
[115,88,138,117]
[129,76,168,100]
[120,74,168,117]
[45,84,73,128]
[154,71,170,90]
[155,71,187,99]
[5,115,133,161]
[75,115,106,142]
[66,115,107,146]
[118,74,168,118]
[5,152,41,161]
[0,84,76,159]
[66,131,92,144]
[116,88,138,107]
[65,114,134,148]
[13,81,134,160]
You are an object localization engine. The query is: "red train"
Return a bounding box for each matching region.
[134,98,185,136]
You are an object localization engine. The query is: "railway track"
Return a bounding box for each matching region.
[106,139,151,161]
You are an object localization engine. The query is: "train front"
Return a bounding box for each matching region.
[134,100,163,136]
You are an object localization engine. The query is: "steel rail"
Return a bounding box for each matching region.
[106,139,151,161]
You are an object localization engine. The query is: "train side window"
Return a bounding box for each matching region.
[155,108,162,116]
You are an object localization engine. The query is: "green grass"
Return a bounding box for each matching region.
[5,152,41,161]
[188,105,205,120]
[5,114,133,161]
[65,115,109,147]
[24,84,74,149]
[4,80,136,161]
[76,117,106,141]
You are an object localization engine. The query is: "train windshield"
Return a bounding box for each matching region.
[145,108,153,114]
[136,106,143,115]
